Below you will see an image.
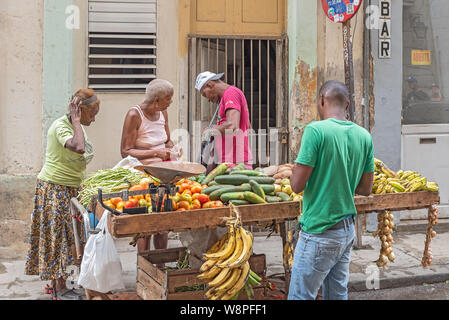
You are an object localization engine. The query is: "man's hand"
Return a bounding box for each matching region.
[165,140,174,149]
[155,148,173,161]
[290,163,314,194]
[355,172,374,196]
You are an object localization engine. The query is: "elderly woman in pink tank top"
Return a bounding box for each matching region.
[120,79,178,258]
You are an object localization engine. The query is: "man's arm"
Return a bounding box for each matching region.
[213,109,240,134]
[355,172,374,196]
[290,163,314,194]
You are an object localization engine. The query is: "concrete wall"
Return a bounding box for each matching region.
[371,0,403,172]
[0,0,45,247]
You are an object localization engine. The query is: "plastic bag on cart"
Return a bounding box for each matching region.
[77,211,125,293]
[113,155,143,171]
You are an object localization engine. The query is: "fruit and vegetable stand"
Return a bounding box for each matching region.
[75,159,441,300]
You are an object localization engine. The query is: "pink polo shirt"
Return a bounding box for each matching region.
[214,86,253,169]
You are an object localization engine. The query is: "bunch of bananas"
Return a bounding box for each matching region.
[283,230,295,270]
[372,210,396,268]
[372,158,439,194]
[197,207,256,300]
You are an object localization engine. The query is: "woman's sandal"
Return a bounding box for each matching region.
[44,284,53,295]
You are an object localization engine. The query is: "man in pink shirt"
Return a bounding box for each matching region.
[195,71,253,173]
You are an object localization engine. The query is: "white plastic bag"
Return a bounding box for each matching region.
[113,155,143,170]
[77,211,125,293]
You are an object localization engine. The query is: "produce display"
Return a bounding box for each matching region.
[197,205,262,300]
[372,158,439,194]
[258,163,294,185]
[78,168,154,209]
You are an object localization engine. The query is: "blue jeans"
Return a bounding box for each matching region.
[287,221,355,300]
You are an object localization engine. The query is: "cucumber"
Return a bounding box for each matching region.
[229,200,250,206]
[249,180,265,200]
[250,176,276,184]
[214,175,250,185]
[208,180,218,186]
[265,195,282,203]
[230,170,267,177]
[230,163,246,172]
[276,192,291,202]
[201,184,233,195]
[259,184,276,194]
[243,191,267,204]
[266,192,276,196]
[220,192,247,202]
[209,185,252,201]
[202,163,230,186]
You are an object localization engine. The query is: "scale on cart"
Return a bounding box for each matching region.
[98,161,206,216]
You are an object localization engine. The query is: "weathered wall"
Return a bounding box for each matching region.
[0,0,45,247]
[371,0,403,171]
[288,0,365,161]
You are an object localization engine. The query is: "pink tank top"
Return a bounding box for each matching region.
[132,105,168,164]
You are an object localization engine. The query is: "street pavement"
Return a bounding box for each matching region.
[1,228,448,300]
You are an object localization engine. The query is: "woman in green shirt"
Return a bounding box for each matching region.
[25,89,100,299]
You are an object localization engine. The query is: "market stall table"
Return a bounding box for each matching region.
[93,190,439,299]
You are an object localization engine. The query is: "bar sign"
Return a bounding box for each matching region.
[379,0,391,59]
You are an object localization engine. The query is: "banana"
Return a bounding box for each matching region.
[409,181,425,192]
[396,170,404,177]
[200,258,218,273]
[425,183,439,192]
[376,183,386,194]
[216,227,244,268]
[206,232,229,255]
[389,181,405,192]
[225,261,250,298]
[213,267,243,295]
[400,171,414,180]
[208,266,232,288]
[225,227,253,269]
[197,265,222,281]
[210,289,228,300]
[203,225,236,260]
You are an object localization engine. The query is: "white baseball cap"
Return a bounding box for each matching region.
[195,71,225,91]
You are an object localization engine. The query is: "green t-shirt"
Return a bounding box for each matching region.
[296,118,374,234]
[38,115,94,188]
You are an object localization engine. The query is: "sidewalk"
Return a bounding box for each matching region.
[1,228,448,300]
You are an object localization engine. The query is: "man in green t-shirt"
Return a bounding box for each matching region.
[287,80,374,300]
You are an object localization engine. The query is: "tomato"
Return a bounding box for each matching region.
[191,185,203,194]
[202,185,208,189]
[139,177,152,189]
[128,198,139,207]
[183,189,192,197]
[179,183,190,193]
[197,194,210,204]
[116,201,125,210]
[110,197,123,206]
[172,193,181,203]
[145,194,152,203]
[176,208,186,212]
[177,201,190,210]
[210,201,224,208]
[191,199,201,210]
[202,201,214,209]
[180,193,192,203]
[138,199,148,207]
[124,200,136,208]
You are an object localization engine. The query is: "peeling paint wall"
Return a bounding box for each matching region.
[287,0,366,161]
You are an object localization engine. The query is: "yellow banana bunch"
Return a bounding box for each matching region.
[374,158,398,178]
[283,230,295,269]
[198,204,255,300]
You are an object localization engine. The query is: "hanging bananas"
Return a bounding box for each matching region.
[371,159,439,195]
[198,204,256,300]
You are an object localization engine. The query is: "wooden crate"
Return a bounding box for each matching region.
[136,247,267,300]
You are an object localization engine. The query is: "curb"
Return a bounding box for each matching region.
[348,272,449,292]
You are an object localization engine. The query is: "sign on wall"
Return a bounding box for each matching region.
[379,0,391,59]
[321,0,362,23]
[411,50,431,65]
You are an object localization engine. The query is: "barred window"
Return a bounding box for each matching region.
[88,0,157,91]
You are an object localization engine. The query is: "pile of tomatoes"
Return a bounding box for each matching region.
[172,178,224,212]
[101,177,224,213]
[102,183,153,213]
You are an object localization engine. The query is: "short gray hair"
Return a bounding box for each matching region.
[145,79,174,103]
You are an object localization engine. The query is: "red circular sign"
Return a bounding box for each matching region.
[322,0,362,23]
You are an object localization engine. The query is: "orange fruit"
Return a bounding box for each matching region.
[177,201,190,210]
